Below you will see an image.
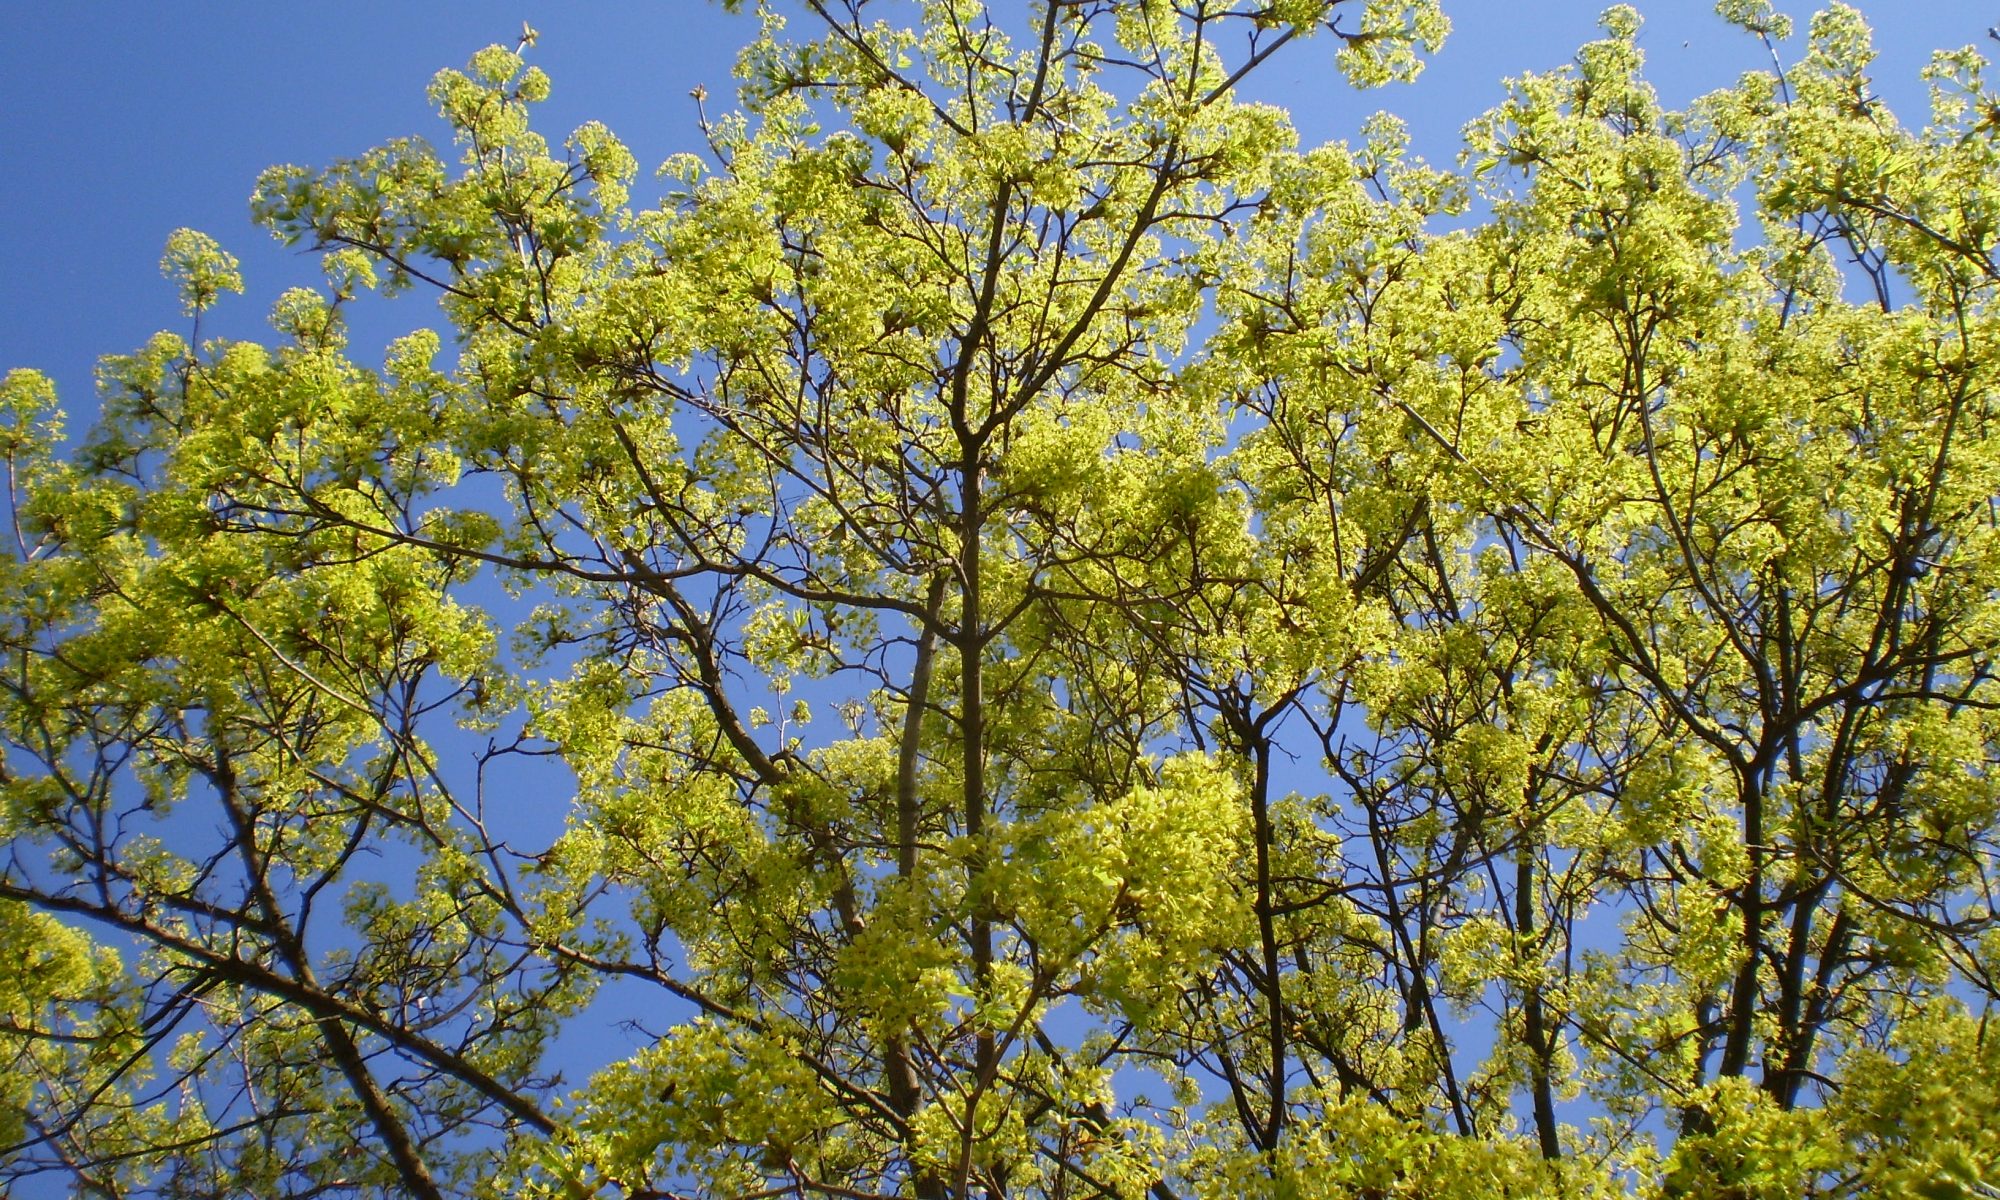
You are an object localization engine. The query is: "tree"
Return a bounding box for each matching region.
[2,1,1997,1197]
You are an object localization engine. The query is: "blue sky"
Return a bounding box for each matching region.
[0,2,1991,1178]
[0,1,1986,419]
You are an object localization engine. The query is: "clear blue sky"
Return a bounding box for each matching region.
[0,0,1988,1163]
[0,1,1985,418]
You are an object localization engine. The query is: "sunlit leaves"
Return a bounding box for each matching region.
[6,3,2000,1198]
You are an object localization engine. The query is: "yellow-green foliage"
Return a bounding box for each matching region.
[3,4,1998,1199]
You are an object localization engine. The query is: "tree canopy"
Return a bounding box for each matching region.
[3,2,1998,1197]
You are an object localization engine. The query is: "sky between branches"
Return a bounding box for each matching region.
[0,1,1984,416]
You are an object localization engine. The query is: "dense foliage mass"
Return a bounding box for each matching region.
[3,1,1998,1196]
